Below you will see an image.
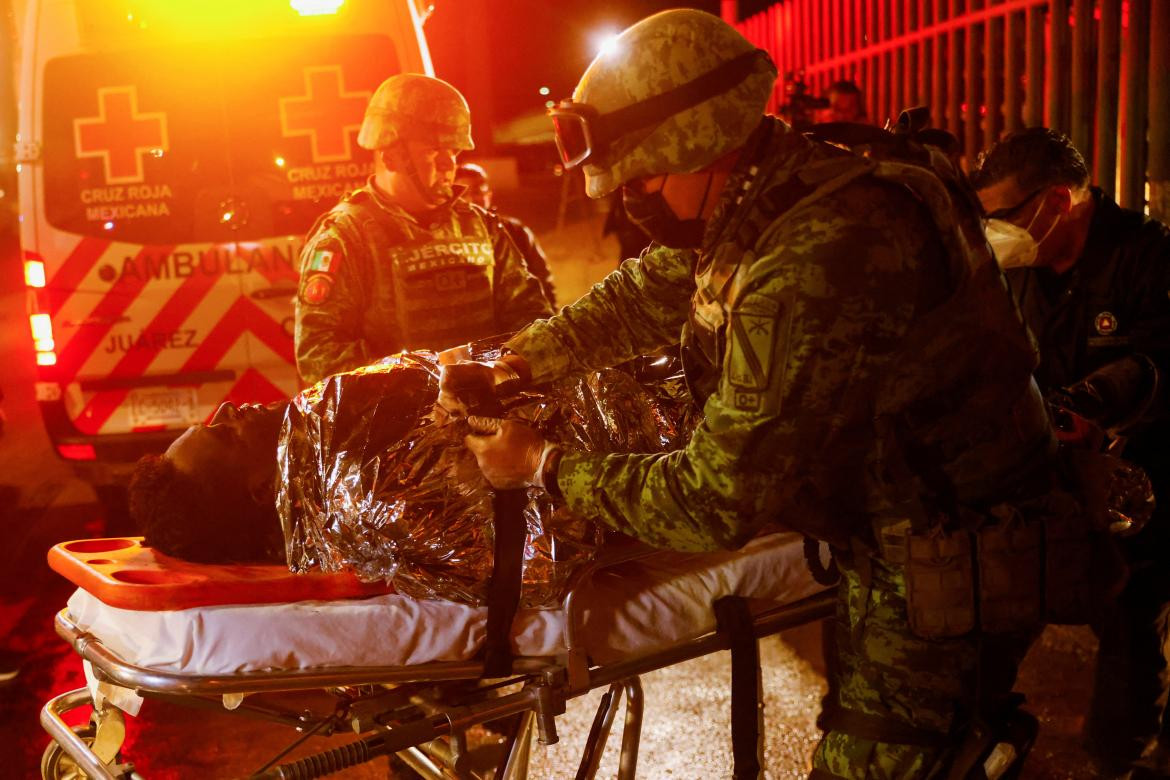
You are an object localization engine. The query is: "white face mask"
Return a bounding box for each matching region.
[984,194,1061,269]
[985,218,1040,268]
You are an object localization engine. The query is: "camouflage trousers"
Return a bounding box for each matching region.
[810,553,1036,779]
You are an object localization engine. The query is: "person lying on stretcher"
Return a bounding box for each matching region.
[128,352,694,607]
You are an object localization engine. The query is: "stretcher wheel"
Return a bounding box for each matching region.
[41,711,128,780]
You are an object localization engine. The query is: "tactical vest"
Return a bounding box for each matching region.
[684,144,1053,529]
[323,188,500,353]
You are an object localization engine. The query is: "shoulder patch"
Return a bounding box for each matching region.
[305,247,339,274]
[725,293,789,412]
[300,273,334,305]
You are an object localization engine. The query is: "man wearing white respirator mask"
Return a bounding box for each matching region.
[974,128,1170,779]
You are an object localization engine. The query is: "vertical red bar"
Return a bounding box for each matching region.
[871,0,883,124]
[932,0,946,128]
[905,0,918,109]
[984,1,1004,148]
[1047,0,1070,132]
[965,7,984,167]
[1150,0,1170,221]
[947,0,962,139]
[1004,9,1023,133]
[918,0,931,111]
[1024,3,1044,125]
[1070,0,1094,154]
[1095,0,1122,195]
[1120,0,1151,209]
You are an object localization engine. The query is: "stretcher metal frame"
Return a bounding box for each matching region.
[40,544,835,779]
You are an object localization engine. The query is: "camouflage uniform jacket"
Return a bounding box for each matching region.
[296,179,553,384]
[507,117,1053,552]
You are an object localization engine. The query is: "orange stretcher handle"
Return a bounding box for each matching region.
[48,537,393,611]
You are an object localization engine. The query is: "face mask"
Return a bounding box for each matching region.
[985,218,1039,268]
[622,173,715,250]
[985,194,1062,269]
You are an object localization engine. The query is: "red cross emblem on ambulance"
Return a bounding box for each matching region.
[279,66,371,163]
[74,86,169,185]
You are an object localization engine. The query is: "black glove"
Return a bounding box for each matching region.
[1059,356,1157,432]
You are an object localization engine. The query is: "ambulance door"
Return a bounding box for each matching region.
[38,43,251,446]
[218,33,401,398]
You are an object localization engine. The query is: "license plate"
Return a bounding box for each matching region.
[127,387,200,428]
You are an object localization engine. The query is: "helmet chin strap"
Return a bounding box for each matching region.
[387,144,457,212]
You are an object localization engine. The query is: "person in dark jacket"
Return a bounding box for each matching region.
[974,127,1170,779]
[455,162,557,306]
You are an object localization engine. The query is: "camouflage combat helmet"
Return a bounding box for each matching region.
[554,9,777,198]
[357,74,474,151]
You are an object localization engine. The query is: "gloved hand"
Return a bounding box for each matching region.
[437,353,531,416]
[1059,356,1157,433]
[464,416,556,490]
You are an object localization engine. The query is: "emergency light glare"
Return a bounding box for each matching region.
[594,32,622,58]
[290,0,344,15]
[56,443,96,461]
[275,156,286,167]
[103,221,115,231]
[24,260,46,288]
[35,338,55,352]
[36,351,57,367]
[30,313,53,341]
[539,86,550,96]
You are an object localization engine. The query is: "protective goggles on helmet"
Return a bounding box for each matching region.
[549,49,771,170]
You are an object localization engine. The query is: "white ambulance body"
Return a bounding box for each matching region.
[18,0,431,490]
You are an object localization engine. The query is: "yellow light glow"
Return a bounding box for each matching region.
[275,156,286,167]
[30,313,53,341]
[290,0,344,15]
[35,338,55,352]
[36,351,57,366]
[24,260,46,288]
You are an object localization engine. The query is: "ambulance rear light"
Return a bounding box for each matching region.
[30,313,53,341]
[56,443,97,461]
[24,259,46,287]
[291,0,344,15]
[30,314,58,365]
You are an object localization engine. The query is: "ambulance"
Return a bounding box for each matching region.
[18,0,433,508]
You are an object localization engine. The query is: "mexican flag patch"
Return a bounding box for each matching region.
[306,248,338,274]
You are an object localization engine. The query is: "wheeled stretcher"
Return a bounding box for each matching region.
[41,532,834,779]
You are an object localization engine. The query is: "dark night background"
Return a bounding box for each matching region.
[424,0,720,150]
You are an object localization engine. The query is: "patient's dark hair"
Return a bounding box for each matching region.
[970,127,1090,193]
[128,455,285,564]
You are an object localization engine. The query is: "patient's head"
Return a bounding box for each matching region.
[128,401,288,563]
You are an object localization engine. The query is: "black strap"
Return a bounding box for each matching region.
[714,596,763,780]
[468,392,528,678]
[483,487,527,676]
[802,537,840,586]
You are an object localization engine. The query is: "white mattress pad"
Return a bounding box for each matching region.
[66,532,827,675]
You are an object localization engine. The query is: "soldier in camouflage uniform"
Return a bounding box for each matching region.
[294,74,552,385]
[440,10,1056,778]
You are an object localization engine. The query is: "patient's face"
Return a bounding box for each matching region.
[166,401,287,498]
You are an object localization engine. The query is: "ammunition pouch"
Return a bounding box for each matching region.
[894,480,1129,640]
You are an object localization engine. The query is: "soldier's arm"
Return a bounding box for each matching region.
[553,205,924,551]
[504,245,695,384]
[294,229,372,385]
[485,211,555,333]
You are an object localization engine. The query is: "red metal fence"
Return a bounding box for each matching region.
[726,0,1170,221]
